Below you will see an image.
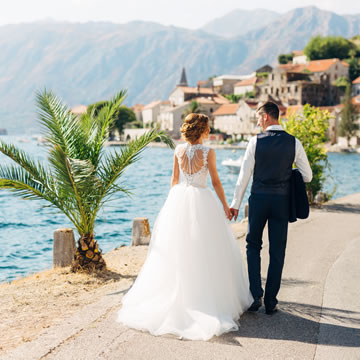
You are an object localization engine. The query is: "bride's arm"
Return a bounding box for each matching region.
[171,153,179,187]
[208,149,231,220]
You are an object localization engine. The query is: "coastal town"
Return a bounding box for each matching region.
[92,50,360,151]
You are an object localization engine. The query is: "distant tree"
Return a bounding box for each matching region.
[278,53,293,64]
[224,94,242,103]
[347,57,360,82]
[184,101,201,117]
[304,35,353,60]
[339,84,359,147]
[245,90,255,99]
[86,101,107,117]
[113,106,137,134]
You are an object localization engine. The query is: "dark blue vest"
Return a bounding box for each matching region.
[251,130,295,196]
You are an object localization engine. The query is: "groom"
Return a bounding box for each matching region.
[230,101,312,314]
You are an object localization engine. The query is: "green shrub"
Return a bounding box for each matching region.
[283,105,331,204]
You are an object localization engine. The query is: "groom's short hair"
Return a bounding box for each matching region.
[257,102,279,121]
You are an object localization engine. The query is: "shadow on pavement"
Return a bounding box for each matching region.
[322,203,360,214]
[213,301,360,348]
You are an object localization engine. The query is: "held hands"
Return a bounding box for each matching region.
[229,208,239,222]
[223,204,232,220]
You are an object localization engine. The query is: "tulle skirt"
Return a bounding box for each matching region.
[117,183,253,341]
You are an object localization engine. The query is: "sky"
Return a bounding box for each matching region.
[1,0,360,29]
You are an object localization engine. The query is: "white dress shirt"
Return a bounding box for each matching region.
[230,125,313,210]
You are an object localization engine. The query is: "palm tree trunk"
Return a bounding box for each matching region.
[71,233,106,272]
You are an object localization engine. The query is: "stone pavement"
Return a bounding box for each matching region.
[2,194,360,360]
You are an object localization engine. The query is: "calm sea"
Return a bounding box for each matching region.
[1,136,359,283]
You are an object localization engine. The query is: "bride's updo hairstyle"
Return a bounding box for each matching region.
[180,113,209,143]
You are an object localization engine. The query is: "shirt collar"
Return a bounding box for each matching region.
[265,124,284,131]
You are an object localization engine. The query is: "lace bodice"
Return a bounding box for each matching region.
[175,143,210,188]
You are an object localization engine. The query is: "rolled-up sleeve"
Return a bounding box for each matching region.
[295,138,312,183]
[230,136,256,210]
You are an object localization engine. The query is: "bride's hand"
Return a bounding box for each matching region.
[223,204,232,220]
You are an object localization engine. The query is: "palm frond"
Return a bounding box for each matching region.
[0,140,50,187]
[97,129,174,202]
[0,165,52,201]
[36,90,88,159]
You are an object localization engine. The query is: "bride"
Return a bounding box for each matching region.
[117,113,253,341]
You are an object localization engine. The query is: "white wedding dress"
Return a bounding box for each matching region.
[117,143,253,341]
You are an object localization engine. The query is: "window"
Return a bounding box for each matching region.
[295,86,298,93]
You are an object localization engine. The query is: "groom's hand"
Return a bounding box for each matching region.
[230,208,239,221]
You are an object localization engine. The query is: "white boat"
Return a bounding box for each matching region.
[221,156,243,173]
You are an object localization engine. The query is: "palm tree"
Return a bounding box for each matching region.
[183,101,201,117]
[0,89,174,272]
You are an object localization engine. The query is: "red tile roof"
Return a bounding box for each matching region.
[293,50,304,56]
[194,95,229,105]
[279,58,349,74]
[234,77,258,87]
[71,105,87,114]
[213,104,239,116]
[143,100,170,110]
[132,104,144,112]
[307,58,348,72]
[353,76,360,85]
[352,95,360,105]
[176,86,216,95]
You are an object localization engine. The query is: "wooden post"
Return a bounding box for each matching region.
[244,203,249,218]
[132,218,151,246]
[53,228,76,267]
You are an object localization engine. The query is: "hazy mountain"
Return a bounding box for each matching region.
[201,9,280,38]
[0,6,360,133]
[233,6,360,73]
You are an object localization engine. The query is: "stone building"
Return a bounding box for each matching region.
[258,58,349,106]
[234,76,262,96]
[142,100,170,127]
[292,50,308,64]
[213,100,260,138]
[157,103,190,139]
[212,74,255,94]
[131,104,144,123]
[353,76,360,96]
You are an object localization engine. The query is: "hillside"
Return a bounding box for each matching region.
[0,6,360,133]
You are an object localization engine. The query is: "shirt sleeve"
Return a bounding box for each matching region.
[295,138,313,183]
[230,136,256,210]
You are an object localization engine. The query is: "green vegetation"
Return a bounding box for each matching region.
[224,94,242,103]
[339,84,359,147]
[347,57,360,82]
[184,101,201,117]
[86,101,137,135]
[278,53,294,64]
[283,105,331,204]
[334,76,350,90]
[304,35,354,60]
[256,72,269,79]
[0,89,173,272]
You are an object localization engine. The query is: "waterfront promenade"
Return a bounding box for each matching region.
[1,193,360,360]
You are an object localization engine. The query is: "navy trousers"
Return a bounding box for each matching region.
[246,193,289,309]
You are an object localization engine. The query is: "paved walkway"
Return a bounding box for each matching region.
[3,194,360,360]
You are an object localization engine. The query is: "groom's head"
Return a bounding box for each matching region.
[256,102,280,131]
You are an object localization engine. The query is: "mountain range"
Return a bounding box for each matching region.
[1,6,360,133]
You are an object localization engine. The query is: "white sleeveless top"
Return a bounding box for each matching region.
[175,143,210,188]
